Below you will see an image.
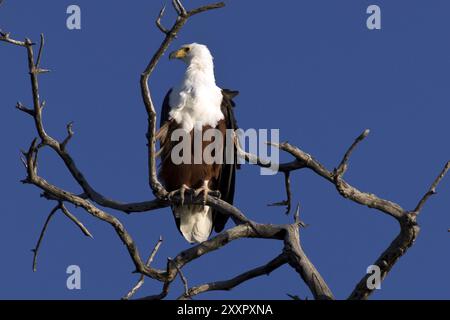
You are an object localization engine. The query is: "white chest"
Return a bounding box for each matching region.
[169,83,224,131]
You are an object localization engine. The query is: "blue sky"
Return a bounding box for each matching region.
[0,0,449,299]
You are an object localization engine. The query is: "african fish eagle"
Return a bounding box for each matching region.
[157,43,238,243]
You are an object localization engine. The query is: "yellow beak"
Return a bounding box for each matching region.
[169,48,187,60]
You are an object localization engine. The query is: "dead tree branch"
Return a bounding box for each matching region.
[123,236,163,300]
[60,203,93,238]
[140,1,225,198]
[414,161,450,214]
[240,131,449,299]
[268,171,293,214]
[1,0,448,300]
[178,253,289,300]
[31,205,59,272]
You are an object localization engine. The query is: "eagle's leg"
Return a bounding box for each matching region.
[168,184,191,206]
[194,180,221,207]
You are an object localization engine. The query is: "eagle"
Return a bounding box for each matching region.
[157,43,238,244]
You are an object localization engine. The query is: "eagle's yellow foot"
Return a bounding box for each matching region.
[194,181,220,206]
[168,184,191,206]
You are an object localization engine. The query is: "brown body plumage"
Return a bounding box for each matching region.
[157,43,238,243]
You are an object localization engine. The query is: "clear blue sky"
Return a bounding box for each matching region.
[0,0,449,299]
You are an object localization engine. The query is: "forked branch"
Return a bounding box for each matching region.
[1,0,448,301]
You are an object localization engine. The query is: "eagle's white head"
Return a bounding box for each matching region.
[169,43,214,70]
[168,42,223,132]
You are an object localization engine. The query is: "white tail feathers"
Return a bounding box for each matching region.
[174,205,213,243]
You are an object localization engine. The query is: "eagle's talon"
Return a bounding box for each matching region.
[194,188,208,206]
[212,190,221,198]
[194,181,220,207]
[168,184,190,205]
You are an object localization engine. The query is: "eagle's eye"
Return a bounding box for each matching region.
[184,47,190,52]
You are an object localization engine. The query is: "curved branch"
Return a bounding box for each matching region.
[243,131,449,299]
[414,161,450,214]
[2,29,165,215]
[31,205,59,272]
[123,236,163,300]
[155,6,169,35]
[271,136,405,220]
[335,129,370,177]
[3,2,448,301]
[60,203,93,238]
[6,10,329,299]
[140,1,225,198]
[178,253,288,300]
[23,140,167,281]
[349,161,450,299]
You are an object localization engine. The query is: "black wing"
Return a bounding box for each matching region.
[158,89,173,164]
[160,89,172,129]
[160,88,239,234]
[213,89,239,233]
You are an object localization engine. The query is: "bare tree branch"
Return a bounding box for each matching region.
[268,171,292,214]
[335,129,370,177]
[140,0,225,198]
[138,281,171,300]
[178,254,288,300]
[155,6,169,35]
[172,0,187,17]
[16,102,34,117]
[414,161,450,214]
[270,139,405,220]
[2,25,168,215]
[22,138,167,281]
[283,224,334,300]
[35,33,44,68]
[175,261,189,296]
[245,132,449,299]
[187,2,225,16]
[0,30,26,46]
[123,236,163,300]
[349,161,450,299]
[31,205,59,272]
[2,1,448,301]
[60,203,93,238]
[60,122,74,151]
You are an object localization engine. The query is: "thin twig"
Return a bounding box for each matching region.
[123,236,163,300]
[178,254,288,299]
[15,102,34,116]
[155,6,169,35]
[335,129,370,177]
[35,33,44,68]
[175,263,189,296]
[138,281,170,300]
[0,31,26,46]
[32,205,59,272]
[60,122,74,150]
[268,171,292,214]
[60,203,93,238]
[188,2,225,16]
[414,161,450,214]
[172,0,187,17]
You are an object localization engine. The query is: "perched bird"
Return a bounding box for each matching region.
[157,43,239,244]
